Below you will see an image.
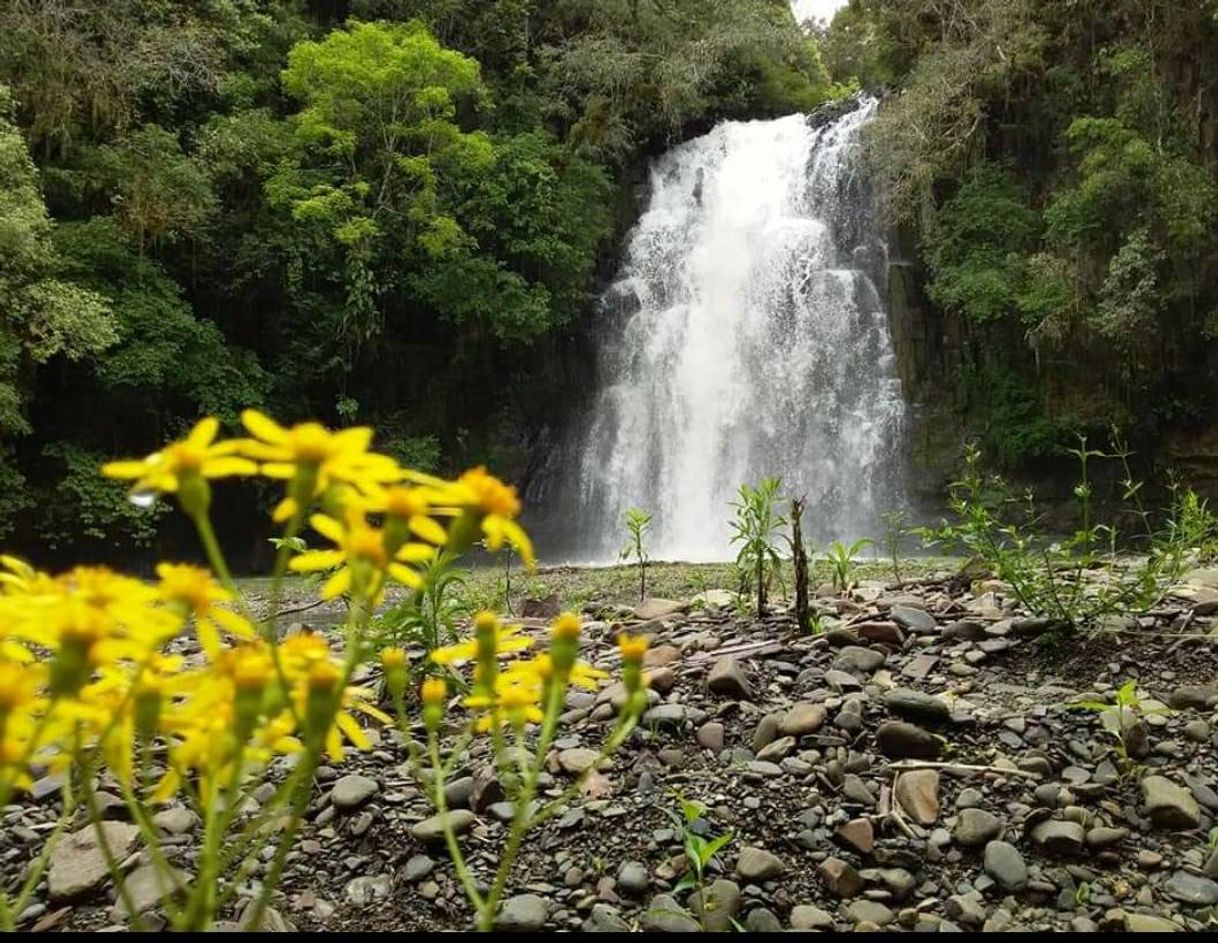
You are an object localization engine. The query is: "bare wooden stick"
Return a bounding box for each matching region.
[887,760,1042,779]
[884,779,918,839]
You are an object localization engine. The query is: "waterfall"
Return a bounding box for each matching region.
[536,95,908,563]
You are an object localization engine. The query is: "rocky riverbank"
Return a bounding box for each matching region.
[6,565,1218,932]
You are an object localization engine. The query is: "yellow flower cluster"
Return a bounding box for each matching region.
[0,555,386,801]
[105,411,534,600]
[425,611,619,733]
[1,411,536,799]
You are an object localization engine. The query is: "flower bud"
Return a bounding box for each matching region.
[421,677,446,731]
[381,647,408,700]
[233,653,270,740]
[304,660,341,741]
[617,633,649,701]
[549,612,580,678]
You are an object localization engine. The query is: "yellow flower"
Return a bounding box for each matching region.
[381,647,408,698]
[381,647,407,671]
[421,676,447,706]
[290,509,431,602]
[236,410,401,522]
[156,563,255,658]
[0,659,41,716]
[0,661,48,783]
[361,485,449,547]
[501,654,607,692]
[617,633,649,663]
[405,467,535,567]
[0,555,56,596]
[454,468,535,567]
[473,679,544,731]
[102,417,257,510]
[421,676,447,730]
[551,613,581,641]
[6,568,178,680]
[0,675,46,790]
[430,616,532,665]
[616,633,649,707]
[83,654,185,787]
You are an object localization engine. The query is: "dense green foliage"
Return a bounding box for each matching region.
[0,1,831,560]
[825,0,1218,466]
[920,440,1216,631]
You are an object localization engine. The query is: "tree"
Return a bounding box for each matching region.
[0,85,114,438]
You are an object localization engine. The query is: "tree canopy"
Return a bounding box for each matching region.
[0,1,831,560]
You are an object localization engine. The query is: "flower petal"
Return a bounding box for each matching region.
[187,416,220,449]
[332,426,373,453]
[395,542,436,563]
[241,409,289,444]
[202,456,259,478]
[387,562,424,588]
[320,567,351,600]
[271,497,298,522]
[309,514,345,544]
[336,711,371,750]
[289,550,345,572]
[101,460,151,479]
[409,515,449,546]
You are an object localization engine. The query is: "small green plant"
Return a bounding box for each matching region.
[824,538,874,593]
[498,539,517,615]
[372,551,471,664]
[729,477,786,617]
[919,437,1215,632]
[268,535,307,554]
[729,590,753,619]
[663,794,734,930]
[880,509,908,585]
[620,507,653,602]
[1071,679,1169,772]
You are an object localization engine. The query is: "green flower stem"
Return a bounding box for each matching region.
[239,743,318,931]
[181,735,249,931]
[243,595,369,931]
[191,507,306,729]
[9,779,74,926]
[267,508,307,640]
[478,674,567,931]
[190,511,248,619]
[427,728,485,917]
[77,739,144,931]
[525,706,640,832]
[115,771,182,925]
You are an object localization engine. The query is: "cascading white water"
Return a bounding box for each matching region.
[542,95,907,562]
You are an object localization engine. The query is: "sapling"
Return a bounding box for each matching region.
[619,507,652,602]
[881,509,908,586]
[662,795,734,931]
[729,478,786,617]
[825,538,873,593]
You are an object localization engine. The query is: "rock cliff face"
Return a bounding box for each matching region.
[881,230,962,522]
[881,225,1218,528]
